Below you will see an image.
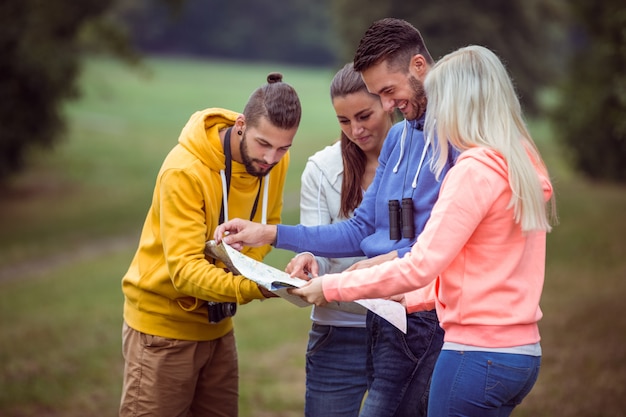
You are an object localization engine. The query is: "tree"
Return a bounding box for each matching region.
[115,0,336,66]
[0,0,113,180]
[552,0,626,182]
[0,0,184,182]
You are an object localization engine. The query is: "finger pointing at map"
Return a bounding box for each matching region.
[214,219,277,250]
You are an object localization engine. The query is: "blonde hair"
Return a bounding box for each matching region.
[425,45,556,232]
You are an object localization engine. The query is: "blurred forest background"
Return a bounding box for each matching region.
[2,0,625,181]
[1,0,625,416]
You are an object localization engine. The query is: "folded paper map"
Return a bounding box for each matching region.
[205,240,407,333]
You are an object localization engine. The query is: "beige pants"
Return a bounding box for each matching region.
[119,322,238,417]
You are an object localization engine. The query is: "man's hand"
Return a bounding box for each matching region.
[345,250,398,271]
[289,278,327,306]
[213,219,277,251]
[258,285,279,299]
[285,252,318,280]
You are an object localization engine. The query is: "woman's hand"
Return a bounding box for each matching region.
[289,278,327,306]
[387,293,407,308]
[345,250,398,271]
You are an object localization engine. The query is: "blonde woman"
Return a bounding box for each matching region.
[292,45,557,417]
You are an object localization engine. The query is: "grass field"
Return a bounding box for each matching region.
[1,56,625,417]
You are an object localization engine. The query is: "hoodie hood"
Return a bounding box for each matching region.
[178,108,240,172]
[458,146,553,201]
[307,141,344,194]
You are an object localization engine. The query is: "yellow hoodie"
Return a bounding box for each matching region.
[122,108,289,341]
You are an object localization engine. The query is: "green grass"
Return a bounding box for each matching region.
[0,249,311,417]
[1,56,625,417]
[0,253,127,416]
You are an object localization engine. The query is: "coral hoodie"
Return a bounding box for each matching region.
[323,146,553,348]
[122,108,289,341]
[276,117,457,312]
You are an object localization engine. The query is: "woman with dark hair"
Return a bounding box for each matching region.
[285,63,395,417]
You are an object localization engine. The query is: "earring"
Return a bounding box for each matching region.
[237,130,242,135]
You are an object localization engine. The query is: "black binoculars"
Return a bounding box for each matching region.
[388,198,415,240]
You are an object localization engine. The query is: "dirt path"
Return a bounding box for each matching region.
[0,235,137,282]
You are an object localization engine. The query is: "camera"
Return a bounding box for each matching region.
[207,301,237,324]
[388,198,415,240]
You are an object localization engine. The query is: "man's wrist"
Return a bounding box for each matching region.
[267,224,278,246]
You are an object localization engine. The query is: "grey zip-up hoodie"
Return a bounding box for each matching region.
[299,141,368,325]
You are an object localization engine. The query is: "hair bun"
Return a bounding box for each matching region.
[267,72,283,84]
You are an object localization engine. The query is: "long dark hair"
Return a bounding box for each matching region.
[330,63,392,217]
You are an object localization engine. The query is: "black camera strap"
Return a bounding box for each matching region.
[209,126,264,324]
[219,127,262,224]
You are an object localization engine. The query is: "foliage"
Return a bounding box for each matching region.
[0,0,113,180]
[0,0,187,183]
[2,0,623,185]
[114,0,336,66]
[551,0,626,182]
[330,0,570,114]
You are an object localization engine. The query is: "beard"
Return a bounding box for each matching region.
[239,133,275,177]
[406,75,428,121]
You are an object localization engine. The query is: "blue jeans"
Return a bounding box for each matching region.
[305,323,369,417]
[429,350,541,417]
[360,309,444,417]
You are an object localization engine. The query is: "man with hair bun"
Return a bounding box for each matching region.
[119,73,301,417]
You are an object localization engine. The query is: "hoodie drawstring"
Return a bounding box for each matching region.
[412,136,431,189]
[393,119,432,190]
[261,174,269,225]
[220,169,229,222]
[317,170,324,225]
[392,120,408,173]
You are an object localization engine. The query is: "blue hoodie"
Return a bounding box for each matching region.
[276,115,457,259]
